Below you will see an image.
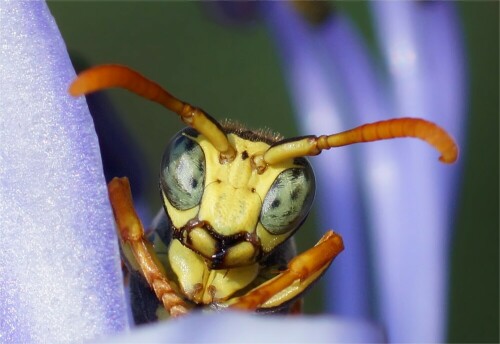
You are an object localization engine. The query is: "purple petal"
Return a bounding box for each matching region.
[417,2,467,205]
[263,2,371,319]
[316,12,408,324]
[98,312,385,343]
[264,2,466,342]
[369,2,466,341]
[0,1,129,342]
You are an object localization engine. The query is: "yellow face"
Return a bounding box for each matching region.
[160,127,315,269]
[70,63,458,314]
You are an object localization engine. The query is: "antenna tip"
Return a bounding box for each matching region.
[438,146,459,164]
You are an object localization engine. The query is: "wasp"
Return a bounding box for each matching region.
[69,64,458,322]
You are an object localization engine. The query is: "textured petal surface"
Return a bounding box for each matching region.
[0,1,129,342]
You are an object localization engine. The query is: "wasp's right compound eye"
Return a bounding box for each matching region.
[260,161,315,236]
[161,131,206,210]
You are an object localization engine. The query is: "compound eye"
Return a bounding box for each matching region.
[260,163,315,235]
[160,131,205,210]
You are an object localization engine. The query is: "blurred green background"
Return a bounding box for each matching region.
[47,2,498,342]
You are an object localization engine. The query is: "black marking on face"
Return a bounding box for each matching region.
[172,219,262,269]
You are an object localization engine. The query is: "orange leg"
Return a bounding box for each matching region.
[229,230,344,311]
[108,177,190,317]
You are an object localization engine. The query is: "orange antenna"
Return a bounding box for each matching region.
[69,64,236,162]
[256,118,458,171]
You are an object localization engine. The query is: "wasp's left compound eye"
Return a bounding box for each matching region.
[260,161,315,235]
[161,131,206,210]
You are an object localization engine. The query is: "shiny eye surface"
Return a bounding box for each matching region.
[160,130,205,210]
[260,161,315,235]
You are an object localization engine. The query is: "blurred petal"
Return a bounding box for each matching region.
[321,11,418,325]
[417,2,467,205]
[0,1,129,342]
[202,1,259,27]
[263,2,372,319]
[97,312,385,343]
[264,2,466,342]
[369,2,466,341]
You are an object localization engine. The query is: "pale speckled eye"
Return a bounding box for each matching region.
[260,163,315,235]
[160,131,205,210]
